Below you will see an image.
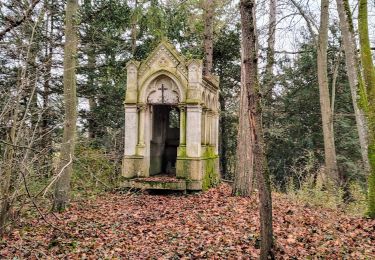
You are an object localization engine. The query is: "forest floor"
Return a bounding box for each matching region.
[1,184,374,259]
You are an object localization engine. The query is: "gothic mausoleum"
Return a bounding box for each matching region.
[122,40,220,191]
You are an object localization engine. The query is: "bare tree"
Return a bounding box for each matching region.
[240,0,273,258]
[83,0,98,140]
[317,0,339,183]
[202,0,214,76]
[0,8,44,235]
[131,0,138,57]
[289,0,339,183]
[336,0,370,173]
[53,0,79,212]
[264,0,277,101]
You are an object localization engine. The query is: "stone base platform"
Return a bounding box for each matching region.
[122,175,187,191]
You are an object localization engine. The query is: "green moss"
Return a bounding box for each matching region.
[202,147,219,191]
[343,0,354,34]
[202,159,220,191]
[177,146,187,157]
[358,0,375,218]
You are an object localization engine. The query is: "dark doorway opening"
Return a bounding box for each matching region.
[150,105,180,176]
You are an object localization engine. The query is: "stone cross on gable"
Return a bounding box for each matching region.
[158,84,166,103]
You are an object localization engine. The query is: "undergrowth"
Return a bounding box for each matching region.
[71,144,121,199]
[285,169,367,216]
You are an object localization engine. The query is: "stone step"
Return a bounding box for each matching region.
[122,177,186,190]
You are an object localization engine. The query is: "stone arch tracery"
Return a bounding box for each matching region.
[138,71,185,105]
[146,75,180,104]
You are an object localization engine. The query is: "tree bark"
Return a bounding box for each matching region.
[39,0,54,176]
[131,0,138,57]
[240,0,273,258]
[358,0,375,218]
[232,47,254,196]
[264,0,276,102]
[87,46,97,140]
[0,112,17,237]
[336,0,370,173]
[53,0,78,212]
[219,94,228,178]
[317,0,339,184]
[202,0,214,76]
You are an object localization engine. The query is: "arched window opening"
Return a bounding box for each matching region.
[169,107,180,129]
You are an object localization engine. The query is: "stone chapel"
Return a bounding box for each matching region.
[122,40,220,191]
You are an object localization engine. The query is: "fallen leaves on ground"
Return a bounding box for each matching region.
[1,184,374,259]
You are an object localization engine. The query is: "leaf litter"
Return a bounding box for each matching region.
[1,184,374,259]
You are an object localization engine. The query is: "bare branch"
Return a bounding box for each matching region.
[42,154,73,197]
[289,0,317,41]
[0,0,42,41]
[0,140,38,152]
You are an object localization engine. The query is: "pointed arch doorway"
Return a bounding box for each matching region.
[149,105,180,176]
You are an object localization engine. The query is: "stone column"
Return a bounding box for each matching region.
[124,104,138,156]
[179,104,186,145]
[205,108,210,145]
[137,104,147,154]
[215,111,219,154]
[186,105,202,157]
[201,107,207,145]
[207,109,213,145]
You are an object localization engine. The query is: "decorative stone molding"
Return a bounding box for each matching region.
[178,103,186,112]
[146,76,180,104]
[125,60,140,103]
[137,104,147,111]
[187,59,203,84]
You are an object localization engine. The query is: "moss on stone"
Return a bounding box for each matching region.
[201,147,219,191]
[202,158,219,191]
[177,146,187,157]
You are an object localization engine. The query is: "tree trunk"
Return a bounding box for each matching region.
[53,0,78,212]
[202,0,214,76]
[219,94,228,178]
[264,0,276,103]
[240,0,273,258]
[83,0,97,140]
[232,47,254,196]
[317,0,339,184]
[131,0,138,57]
[0,112,17,237]
[358,0,375,218]
[40,1,54,176]
[336,0,370,173]
[87,46,97,140]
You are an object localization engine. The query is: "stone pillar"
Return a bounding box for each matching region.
[124,104,138,156]
[179,104,186,145]
[125,61,139,103]
[215,111,219,154]
[137,104,147,155]
[186,105,202,157]
[201,107,207,145]
[207,109,213,145]
[205,108,210,145]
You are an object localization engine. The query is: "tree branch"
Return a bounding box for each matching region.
[0,0,41,41]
